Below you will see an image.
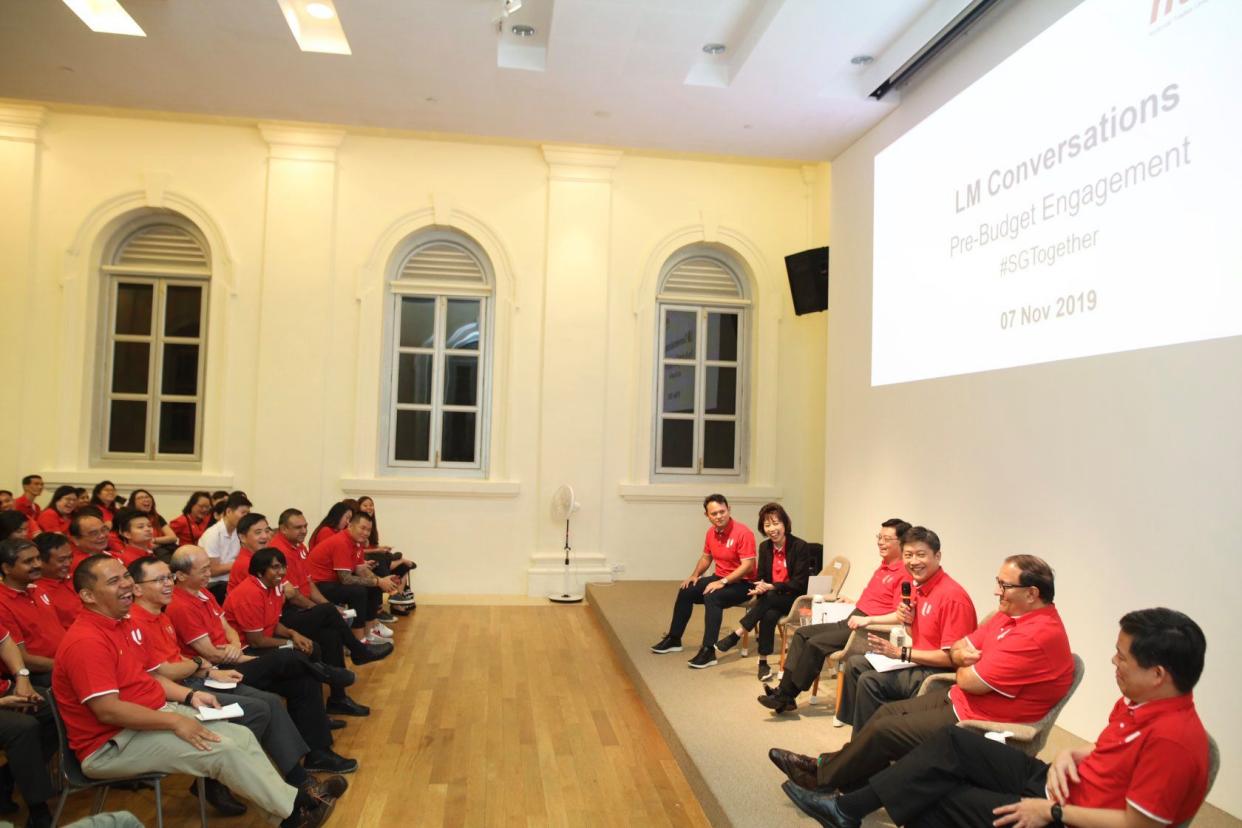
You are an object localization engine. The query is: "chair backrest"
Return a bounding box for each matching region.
[1172,733,1220,828]
[1024,653,1086,755]
[45,691,94,790]
[806,543,824,575]
[821,555,849,600]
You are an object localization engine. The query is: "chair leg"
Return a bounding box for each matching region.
[196,776,208,827]
[92,786,108,814]
[778,627,788,671]
[834,671,845,716]
[52,790,69,827]
[810,675,820,704]
[152,778,162,828]
[740,630,749,657]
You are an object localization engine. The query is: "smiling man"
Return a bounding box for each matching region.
[770,551,1072,796]
[782,608,1207,828]
[650,494,758,669]
[0,538,67,680]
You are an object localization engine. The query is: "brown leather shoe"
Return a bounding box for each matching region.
[283,798,335,828]
[308,774,349,803]
[768,747,819,789]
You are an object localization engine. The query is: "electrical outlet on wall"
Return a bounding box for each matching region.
[610,562,625,574]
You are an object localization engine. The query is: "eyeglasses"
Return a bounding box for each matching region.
[136,575,175,584]
[875,534,898,543]
[995,579,1026,591]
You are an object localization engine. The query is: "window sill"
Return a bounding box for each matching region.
[617,482,782,504]
[339,477,521,499]
[45,468,234,493]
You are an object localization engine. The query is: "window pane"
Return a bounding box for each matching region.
[165,286,202,338]
[112,342,150,394]
[441,411,476,463]
[660,419,694,468]
[443,355,478,406]
[399,297,435,348]
[704,367,737,415]
[394,410,431,462]
[158,402,196,454]
[108,400,147,453]
[397,353,432,405]
[161,344,199,396]
[664,310,696,359]
[662,365,694,414]
[115,284,153,335]
[706,313,739,362]
[445,299,480,351]
[703,420,736,470]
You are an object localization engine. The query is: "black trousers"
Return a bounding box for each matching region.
[839,654,941,730]
[315,580,377,627]
[778,610,862,696]
[233,649,331,752]
[666,576,753,650]
[281,602,365,663]
[0,693,56,805]
[206,581,228,605]
[184,678,308,774]
[870,725,1047,827]
[817,690,958,791]
[735,591,798,656]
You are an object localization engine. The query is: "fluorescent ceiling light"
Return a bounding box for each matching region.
[61,0,145,36]
[276,0,352,55]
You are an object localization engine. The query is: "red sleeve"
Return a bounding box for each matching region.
[0,605,24,646]
[330,538,355,572]
[224,588,264,633]
[737,529,756,560]
[166,599,209,645]
[1126,736,1200,824]
[135,626,165,672]
[937,597,977,649]
[36,511,60,532]
[169,516,190,545]
[61,637,122,702]
[973,629,1046,698]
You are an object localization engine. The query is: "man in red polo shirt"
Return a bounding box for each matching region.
[32,533,82,628]
[67,512,113,574]
[650,494,758,669]
[307,512,399,645]
[113,508,157,567]
[228,512,274,594]
[760,517,912,713]
[0,539,66,680]
[52,555,334,828]
[782,608,1208,828]
[12,476,42,521]
[771,551,1073,795]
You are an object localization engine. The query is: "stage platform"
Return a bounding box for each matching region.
[587,580,1236,828]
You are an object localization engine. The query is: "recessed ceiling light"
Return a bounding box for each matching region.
[61,0,146,36]
[702,43,726,55]
[511,24,535,37]
[850,55,874,65]
[305,1,334,19]
[743,124,753,130]
[593,110,610,118]
[424,96,438,103]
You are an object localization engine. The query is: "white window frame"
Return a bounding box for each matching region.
[652,249,750,482]
[379,231,494,477]
[95,219,210,466]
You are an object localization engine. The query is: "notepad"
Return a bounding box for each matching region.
[203,679,237,690]
[864,652,918,672]
[340,608,357,620]
[812,602,856,624]
[196,703,244,722]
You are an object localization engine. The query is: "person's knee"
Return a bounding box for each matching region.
[857,671,885,695]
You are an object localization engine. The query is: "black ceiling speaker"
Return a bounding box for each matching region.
[785,246,829,315]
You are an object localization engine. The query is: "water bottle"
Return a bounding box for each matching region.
[889,626,909,649]
[810,594,825,625]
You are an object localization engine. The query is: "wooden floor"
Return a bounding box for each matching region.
[47,605,711,827]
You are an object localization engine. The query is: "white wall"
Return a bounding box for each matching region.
[823,0,1237,816]
[0,104,828,600]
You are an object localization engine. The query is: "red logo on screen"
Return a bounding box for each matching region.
[1150,0,1199,25]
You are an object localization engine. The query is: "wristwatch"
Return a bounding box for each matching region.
[1050,803,1064,826]
[16,668,29,678]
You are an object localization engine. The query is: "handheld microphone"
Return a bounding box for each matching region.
[901,581,912,608]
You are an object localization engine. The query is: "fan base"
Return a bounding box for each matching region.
[548,592,584,604]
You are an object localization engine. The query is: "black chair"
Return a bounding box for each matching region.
[45,693,207,828]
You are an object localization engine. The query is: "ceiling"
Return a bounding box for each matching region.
[0,0,960,161]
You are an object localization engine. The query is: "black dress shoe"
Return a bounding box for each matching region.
[328,717,347,730]
[195,778,248,816]
[767,747,819,789]
[351,641,393,664]
[305,660,356,688]
[326,696,371,717]
[780,781,861,828]
[303,749,359,774]
[757,692,797,714]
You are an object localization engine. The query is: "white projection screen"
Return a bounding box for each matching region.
[872,0,1242,386]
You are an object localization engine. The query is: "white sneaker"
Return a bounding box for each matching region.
[370,622,394,639]
[832,716,846,728]
[366,632,387,645]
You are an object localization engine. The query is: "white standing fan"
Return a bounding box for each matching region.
[548,483,583,603]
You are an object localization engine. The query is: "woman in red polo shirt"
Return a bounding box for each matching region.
[169,490,212,546]
[309,501,353,550]
[128,488,178,548]
[89,480,118,528]
[36,486,78,535]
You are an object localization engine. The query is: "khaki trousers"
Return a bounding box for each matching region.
[80,704,296,819]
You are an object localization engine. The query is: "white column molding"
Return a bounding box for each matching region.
[0,104,46,143]
[540,144,623,183]
[257,123,346,162]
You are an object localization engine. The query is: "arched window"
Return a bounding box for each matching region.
[654,247,750,478]
[97,217,210,462]
[382,230,493,473]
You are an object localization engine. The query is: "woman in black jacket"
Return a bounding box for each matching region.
[715,502,816,680]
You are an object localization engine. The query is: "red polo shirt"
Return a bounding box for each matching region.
[270,534,313,598]
[52,609,168,762]
[36,510,71,535]
[310,525,340,550]
[13,496,40,521]
[702,520,757,581]
[0,582,66,658]
[223,576,284,637]
[950,604,1073,723]
[169,514,208,546]
[166,587,229,655]
[307,532,363,583]
[127,602,184,671]
[909,568,976,651]
[33,576,83,628]
[855,558,910,616]
[1067,694,1208,824]
[120,545,154,567]
[227,549,255,594]
[771,544,788,584]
